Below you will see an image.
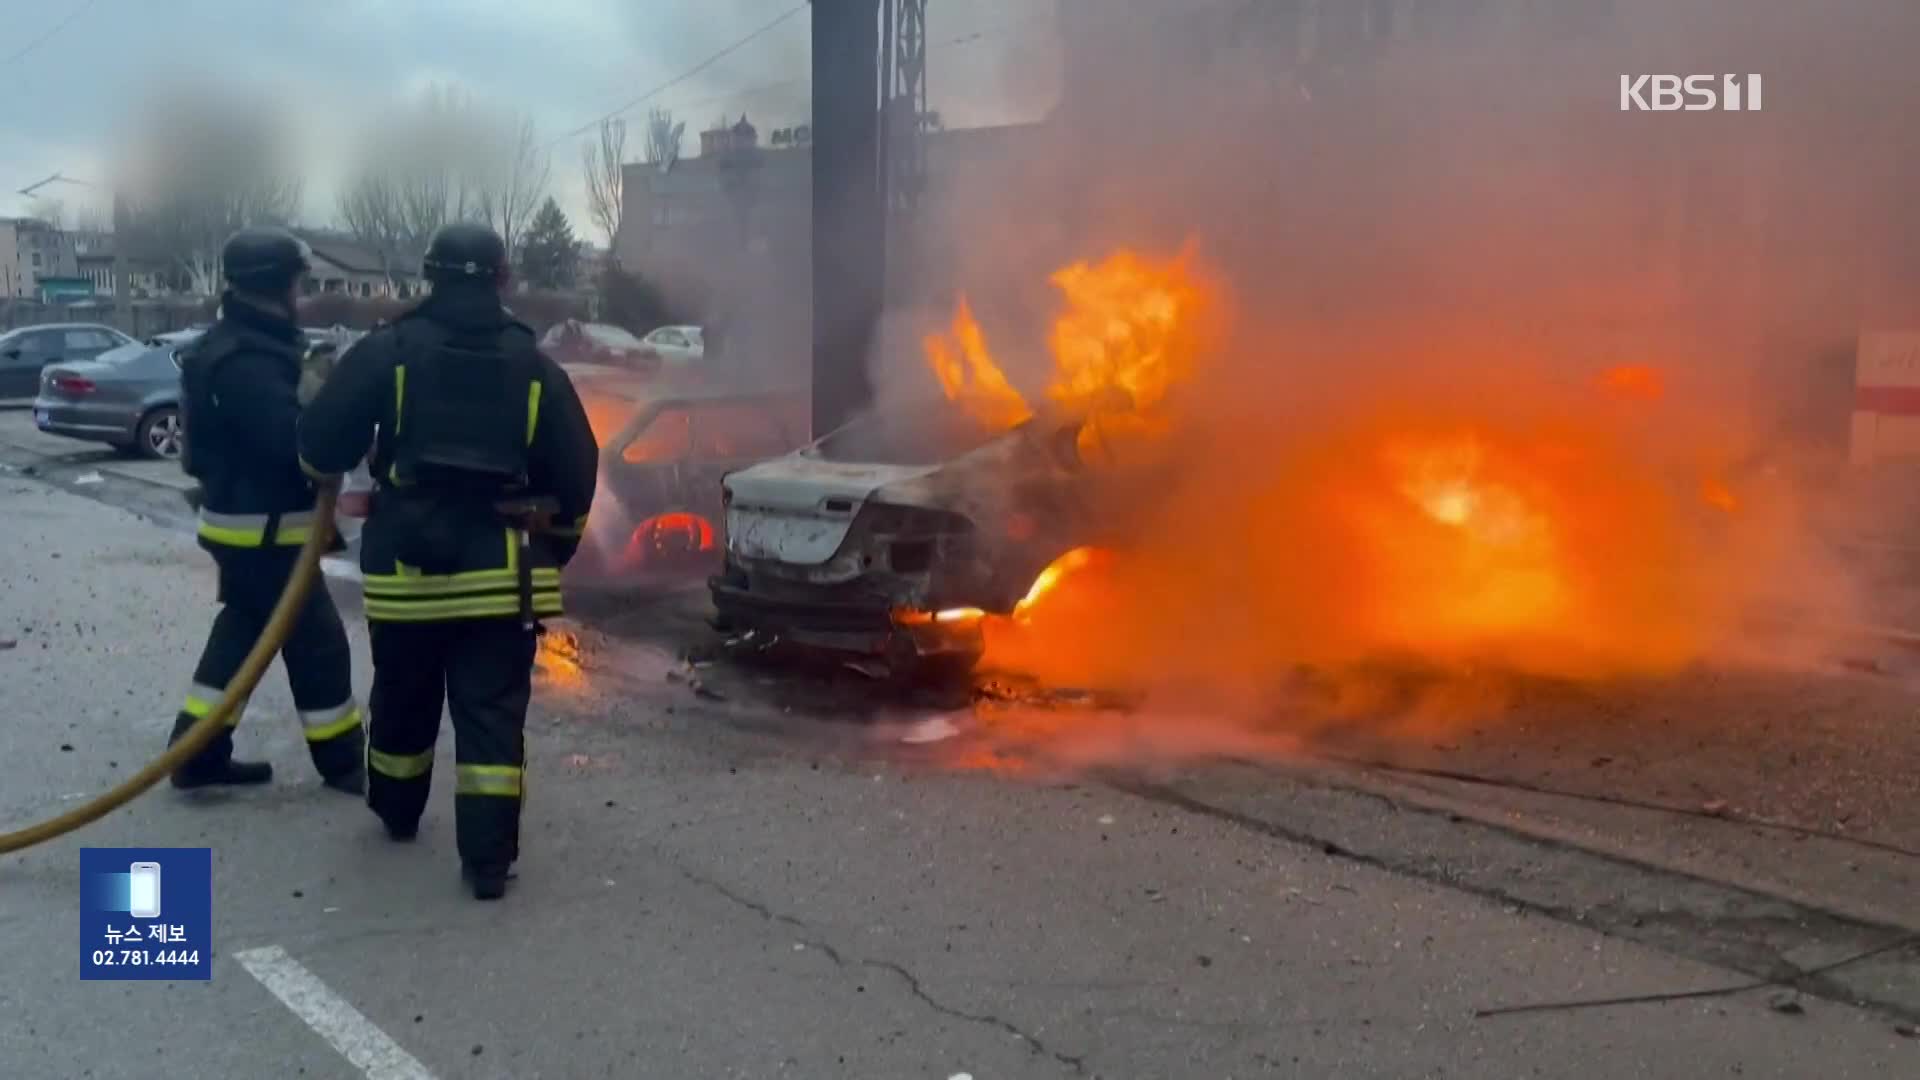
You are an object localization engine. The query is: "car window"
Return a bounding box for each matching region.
[694,403,793,460]
[620,407,693,463]
[658,330,686,348]
[67,330,117,351]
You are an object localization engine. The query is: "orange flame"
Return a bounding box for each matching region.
[923,247,1211,456]
[1599,364,1665,402]
[536,629,584,689]
[1045,249,1208,419]
[922,297,1033,430]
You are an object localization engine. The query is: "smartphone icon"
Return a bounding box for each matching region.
[128,862,162,919]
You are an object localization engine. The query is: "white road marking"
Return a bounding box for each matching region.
[234,945,438,1080]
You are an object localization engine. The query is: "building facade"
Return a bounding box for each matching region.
[0,219,78,299]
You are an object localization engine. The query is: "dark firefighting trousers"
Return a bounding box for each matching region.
[365,619,536,869]
[170,547,364,778]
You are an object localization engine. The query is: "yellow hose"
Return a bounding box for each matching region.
[0,488,340,855]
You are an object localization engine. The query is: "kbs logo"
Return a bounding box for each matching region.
[1619,74,1764,111]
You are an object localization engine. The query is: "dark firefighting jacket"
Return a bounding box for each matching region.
[179,293,334,552]
[295,287,598,624]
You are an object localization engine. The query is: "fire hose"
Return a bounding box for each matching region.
[0,486,340,856]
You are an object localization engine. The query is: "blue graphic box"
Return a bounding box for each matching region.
[80,847,212,981]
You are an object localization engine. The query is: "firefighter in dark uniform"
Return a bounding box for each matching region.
[297,222,598,900]
[171,227,366,793]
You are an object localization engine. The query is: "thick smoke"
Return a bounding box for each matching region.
[879,0,1920,714]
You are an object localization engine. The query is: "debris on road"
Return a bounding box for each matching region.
[691,679,727,702]
[0,637,15,651]
[900,715,961,744]
[73,471,103,486]
[1702,800,1730,817]
[1767,993,1806,1016]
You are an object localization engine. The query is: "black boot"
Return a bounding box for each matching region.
[322,765,367,796]
[171,758,274,790]
[462,861,510,901]
[381,816,419,842]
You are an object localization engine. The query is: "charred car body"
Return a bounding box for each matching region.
[710,401,1124,674]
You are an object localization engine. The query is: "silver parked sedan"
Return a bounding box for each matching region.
[33,332,199,460]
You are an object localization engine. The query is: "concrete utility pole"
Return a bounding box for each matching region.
[809,0,884,439]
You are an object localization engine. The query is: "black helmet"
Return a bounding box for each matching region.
[223,227,312,291]
[422,223,508,283]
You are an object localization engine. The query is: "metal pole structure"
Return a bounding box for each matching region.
[111,191,129,331]
[887,0,928,216]
[809,0,884,438]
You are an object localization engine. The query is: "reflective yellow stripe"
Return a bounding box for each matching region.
[456,764,523,797]
[181,682,222,718]
[182,682,245,726]
[550,513,589,538]
[364,593,564,623]
[369,747,433,780]
[525,380,542,446]
[197,510,316,548]
[301,704,363,743]
[393,364,406,435]
[363,569,561,596]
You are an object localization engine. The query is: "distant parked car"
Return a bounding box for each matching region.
[539,320,661,377]
[32,331,199,461]
[638,325,704,368]
[0,323,136,399]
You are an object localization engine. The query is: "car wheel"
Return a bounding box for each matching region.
[137,406,184,461]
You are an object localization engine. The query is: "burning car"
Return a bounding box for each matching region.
[570,390,809,583]
[709,399,1123,676]
[710,247,1210,678]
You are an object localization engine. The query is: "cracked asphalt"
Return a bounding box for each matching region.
[1,411,1917,1078]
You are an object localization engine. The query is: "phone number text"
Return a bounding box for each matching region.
[88,949,201,966]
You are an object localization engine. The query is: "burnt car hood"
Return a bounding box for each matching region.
[721,406,1094,584]
[724,458,943,565]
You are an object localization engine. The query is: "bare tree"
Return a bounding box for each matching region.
[397,85,485,247]
[115,79,304,295]
[335,170,406,290]
[582,117,627,249]
[474,113,551,256]
[645,107,685,169]
[336,83,507,281]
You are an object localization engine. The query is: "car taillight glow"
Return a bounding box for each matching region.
[51,375,95,394]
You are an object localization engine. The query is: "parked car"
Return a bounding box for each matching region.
[539,320,661,377]
[33,331,200,460]
[0,323,136,399]
[638,325,704,368]
[569,390,808,582]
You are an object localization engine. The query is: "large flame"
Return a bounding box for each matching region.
[922,247,1212,455]
[923,297,1032,430]
[938,244,1828,702]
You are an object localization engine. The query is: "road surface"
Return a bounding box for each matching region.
[0,410,1915,1078]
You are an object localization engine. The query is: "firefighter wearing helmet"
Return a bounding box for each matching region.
[169,227,368,793]
[297,222,598,900]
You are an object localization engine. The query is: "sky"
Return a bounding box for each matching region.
[0,0,1062,243]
